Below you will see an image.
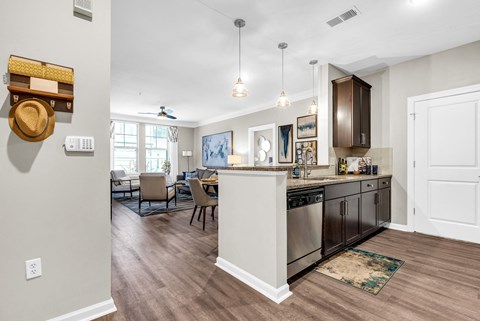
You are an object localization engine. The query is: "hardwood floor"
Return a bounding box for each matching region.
[97,202,480,321]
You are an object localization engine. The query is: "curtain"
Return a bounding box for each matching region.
[167,126,178,182]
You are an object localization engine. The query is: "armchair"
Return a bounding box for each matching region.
[139,173,176,216]
[110,170,140,198]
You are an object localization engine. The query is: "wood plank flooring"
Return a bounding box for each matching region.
[96,201,480,321]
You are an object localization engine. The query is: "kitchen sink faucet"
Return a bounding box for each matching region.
[303,147,313,178]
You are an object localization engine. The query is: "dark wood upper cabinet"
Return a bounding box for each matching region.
[332,75,372,148]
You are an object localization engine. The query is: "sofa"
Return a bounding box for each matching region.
[176,168,217,195]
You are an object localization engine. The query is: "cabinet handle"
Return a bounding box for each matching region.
[375,193,379,205]
[383,181,389,185]
[367,184,373,187]
[361,133,366,145]
[345,201,348,216]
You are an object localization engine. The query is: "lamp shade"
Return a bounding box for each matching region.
[182,150,193,157]
[227,155,241,165]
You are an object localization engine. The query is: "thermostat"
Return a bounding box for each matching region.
[65,136,94,152]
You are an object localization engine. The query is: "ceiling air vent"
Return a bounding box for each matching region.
[326,6,361,27]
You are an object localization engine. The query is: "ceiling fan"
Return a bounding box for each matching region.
[138,106,177,119]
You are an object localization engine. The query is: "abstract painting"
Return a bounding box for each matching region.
[295,140,317,165]
[278,124,293,163]
[202,131,233,167]
[297,114,317,139]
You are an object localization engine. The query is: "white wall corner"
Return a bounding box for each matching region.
[46,298,117,321]
[215,257,292,304]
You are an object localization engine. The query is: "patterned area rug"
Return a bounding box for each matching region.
[113,192,195,217]
[316,248,404,295]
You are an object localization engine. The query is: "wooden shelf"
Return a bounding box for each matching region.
[7,85,74,113]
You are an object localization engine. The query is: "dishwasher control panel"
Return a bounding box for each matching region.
[287,188,324,209]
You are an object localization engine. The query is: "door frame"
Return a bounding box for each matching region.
[407,84,480,233]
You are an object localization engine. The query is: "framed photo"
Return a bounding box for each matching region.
[278,124,293,163]
[295,140,317,165]
[297,114,317,139]
[202,131,233,167]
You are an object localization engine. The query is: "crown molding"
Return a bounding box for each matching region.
[110,113,197,128]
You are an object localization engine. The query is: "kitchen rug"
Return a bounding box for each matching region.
[113,192,195,217]
[316,248,404,295]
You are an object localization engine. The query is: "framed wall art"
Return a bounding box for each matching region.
[202,130,233,167]
[278,124,293,163]
[297,114,317,139]
[295,140,317,165]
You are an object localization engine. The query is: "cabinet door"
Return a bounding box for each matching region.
[361,190,377,236]
[345,194,361,244]
[378,188,391,226]
[352,80,362,147]
[360,85,371,148]
[323,198,344,256]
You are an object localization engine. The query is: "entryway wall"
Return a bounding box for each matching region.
[362,40,480,225]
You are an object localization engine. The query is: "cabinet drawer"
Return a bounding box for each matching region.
[378,177,391,189]
[361,179,378,192]
[325,182,361,200]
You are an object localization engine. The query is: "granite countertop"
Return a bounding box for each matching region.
[217,166,290,172]
[287,174,392,190]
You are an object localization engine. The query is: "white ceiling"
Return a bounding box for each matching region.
[111,0,480,126]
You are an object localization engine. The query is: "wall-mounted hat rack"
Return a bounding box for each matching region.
[7,55,74,113]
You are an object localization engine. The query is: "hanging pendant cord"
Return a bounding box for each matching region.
[238,26,241,77]
[312,63,315,98]
[281,49,285,90]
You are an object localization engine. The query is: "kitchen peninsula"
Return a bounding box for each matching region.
[215,166,391,303]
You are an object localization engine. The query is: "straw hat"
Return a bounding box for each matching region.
[8,98,55,142]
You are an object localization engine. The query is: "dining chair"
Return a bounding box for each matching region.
[188,178,218,230]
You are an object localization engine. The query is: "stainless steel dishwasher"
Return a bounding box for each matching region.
[287,187,324,278]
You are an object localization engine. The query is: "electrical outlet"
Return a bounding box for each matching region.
[25,258,42,280]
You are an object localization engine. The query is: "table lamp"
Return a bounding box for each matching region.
[227,155,241,166]
[182,150,193,171]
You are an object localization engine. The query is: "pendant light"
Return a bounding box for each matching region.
[232,19,248,97]
[307,60,318,114]
[276,42,291,108]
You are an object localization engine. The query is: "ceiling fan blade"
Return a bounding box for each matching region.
[166,114,177,120]
[165,108,174,114]
[138,112,158,115]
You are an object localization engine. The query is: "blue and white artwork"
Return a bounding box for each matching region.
[202,131,233,167]
[278,124,293,163]
[297,114,317,139]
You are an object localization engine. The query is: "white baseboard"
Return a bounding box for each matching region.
[47,298,117,321]
[385,223,411,232]
[215,257,292,304]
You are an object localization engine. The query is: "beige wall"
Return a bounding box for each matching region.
[0,1,112,320]
[177,126,195,172]
[364,40,480,225]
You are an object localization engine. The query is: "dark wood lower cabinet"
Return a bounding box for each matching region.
[344,194,361,244]
[323,198,345,256]
[378,187,391,226]
[323,194,361,256]
[323,177,392,257]
[361,190,377,235]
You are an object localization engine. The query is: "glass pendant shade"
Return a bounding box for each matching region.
[276,90,291,108]
[308,99,318,114]
[232,77,248,97]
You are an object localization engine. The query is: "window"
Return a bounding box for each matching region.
[145,125,168,172]
[112,121,138,173]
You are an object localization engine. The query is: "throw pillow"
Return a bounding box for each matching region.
[203,169,216,179]
[196,168,206,179]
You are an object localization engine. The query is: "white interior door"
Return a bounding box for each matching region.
[414,90,480,244]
